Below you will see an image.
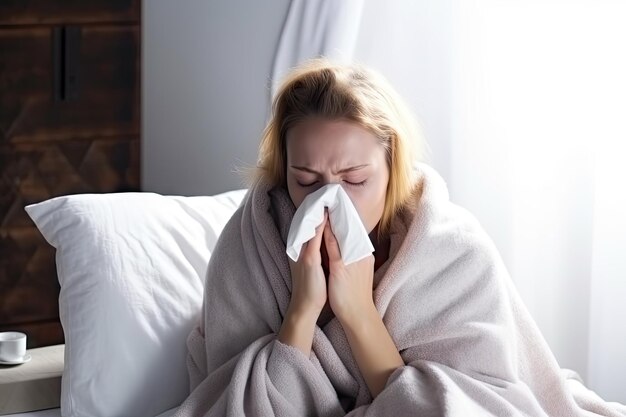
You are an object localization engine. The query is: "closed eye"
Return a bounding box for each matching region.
[297,181,318,187]
[296,180,367,187]
[344,180,367,187]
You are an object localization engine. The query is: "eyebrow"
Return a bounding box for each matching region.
[290,164,370,175]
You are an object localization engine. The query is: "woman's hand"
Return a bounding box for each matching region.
[288,212,329,317]
[279,212,328,356]
[324,221,404,398]
[324,221,376,326]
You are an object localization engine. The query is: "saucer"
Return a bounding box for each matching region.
[0,353,32,365]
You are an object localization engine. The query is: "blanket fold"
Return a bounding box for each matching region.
[174,163,625,417]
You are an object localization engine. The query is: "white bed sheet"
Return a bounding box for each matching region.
[6,406,179,417]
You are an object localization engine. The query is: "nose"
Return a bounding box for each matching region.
[313,177,342,193]
[319,174,343,186]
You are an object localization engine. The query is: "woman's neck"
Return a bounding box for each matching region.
[370,226,390,271]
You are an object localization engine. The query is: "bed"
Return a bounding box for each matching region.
[7,189,248,417]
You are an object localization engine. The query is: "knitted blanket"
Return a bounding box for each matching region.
[174,163,626,416]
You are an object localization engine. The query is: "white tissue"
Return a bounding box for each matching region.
[286,184,374,265]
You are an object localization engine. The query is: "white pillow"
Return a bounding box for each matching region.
[25,190,247,417]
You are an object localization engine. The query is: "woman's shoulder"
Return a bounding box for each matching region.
[384,167,511,306]
[395,164,502,261]
[208,181,293,259]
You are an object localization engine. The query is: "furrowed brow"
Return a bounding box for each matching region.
[290,164,369,175]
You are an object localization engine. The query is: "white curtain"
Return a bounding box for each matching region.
[271,0,364,98]
[274,0,626,404]
[446,0,626,403]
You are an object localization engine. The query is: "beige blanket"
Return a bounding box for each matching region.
[174,163,626,416]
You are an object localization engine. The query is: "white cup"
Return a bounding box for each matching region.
[0,332,27,362]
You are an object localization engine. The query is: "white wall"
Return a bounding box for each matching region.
[143,0,290,195]
[142,0,453,195]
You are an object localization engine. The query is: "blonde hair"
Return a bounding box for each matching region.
[256,58,426,234]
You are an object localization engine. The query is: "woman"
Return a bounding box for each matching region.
[175,59,625,416]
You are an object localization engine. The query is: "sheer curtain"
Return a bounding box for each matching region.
[273,0,626,403]
[447,0,626,403]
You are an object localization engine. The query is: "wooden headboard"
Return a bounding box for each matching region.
[0,0,141,348]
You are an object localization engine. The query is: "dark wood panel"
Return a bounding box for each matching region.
[0,138,140,229]
[0,25,140,144]
[0,0,139,26]
[0,2,141,350]
[0,227,59,325]
[0,138,139,346]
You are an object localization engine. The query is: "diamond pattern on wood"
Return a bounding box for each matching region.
[0,138,139,336]
[1,138,139,228]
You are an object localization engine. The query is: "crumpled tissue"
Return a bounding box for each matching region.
[286,184,374,265]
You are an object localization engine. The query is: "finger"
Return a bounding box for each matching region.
[306,211,328,254]
[323,219,342,262]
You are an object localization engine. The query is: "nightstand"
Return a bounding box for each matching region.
[0,344,64,415]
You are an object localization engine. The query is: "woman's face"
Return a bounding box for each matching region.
[285,118,389,234]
